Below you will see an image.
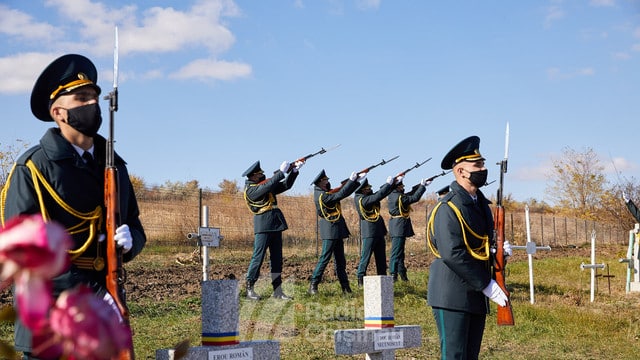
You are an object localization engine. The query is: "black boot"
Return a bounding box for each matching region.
[392,273,398,282]
[273,287,293,300]
[246,282,261,301]
[341,282,352,294]
[400,272,409,282]
[308,282,319,295]
[357,277,363,287]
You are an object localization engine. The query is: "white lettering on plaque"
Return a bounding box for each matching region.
[207,347,253,360]
[374,331,404,350]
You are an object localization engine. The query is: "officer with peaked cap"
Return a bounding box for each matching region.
[308,169,366,295]
[435,185,450,198]
[353,174,402,286]
[387,176,432,282]
[426,135,511,360]
[242,158,304,300]
[1,54,147,358]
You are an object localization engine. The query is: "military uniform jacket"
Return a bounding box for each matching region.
[354,182,394,238]
[626,200,640,223]
[313,179,359,240]
[427,181,494,315]
[388,184,426,237]
[244,170,298,234]
[3,128,147,292]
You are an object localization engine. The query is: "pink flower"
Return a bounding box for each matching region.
[0,214,71,331]
[0,214,71,287]
[45,285,133,360]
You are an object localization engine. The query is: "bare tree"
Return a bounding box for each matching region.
[545,146,607,220]
[0,140,29,187]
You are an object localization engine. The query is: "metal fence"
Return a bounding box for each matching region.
[137,190,630,250]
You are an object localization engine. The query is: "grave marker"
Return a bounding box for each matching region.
[155,280,279,359]
[334,276,421,359]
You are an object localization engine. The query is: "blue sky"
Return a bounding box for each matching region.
[1,0,639,204]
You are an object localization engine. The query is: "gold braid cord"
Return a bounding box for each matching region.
[318,193,341,223]
[390,196,411,219]
[243,185,275,215]
[358,198,380,223]
[1,160,101,260]
[426,201,489,260]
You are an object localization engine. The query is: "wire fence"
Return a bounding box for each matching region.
[137,189,631,253]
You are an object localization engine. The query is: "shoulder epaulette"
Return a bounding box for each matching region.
[15,145,41,165]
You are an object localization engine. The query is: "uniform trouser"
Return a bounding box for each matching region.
[246,231,283,288]
[310,238,348,284]
[356,236,387,278]
[389,236,407,275]
[432,307,486,360]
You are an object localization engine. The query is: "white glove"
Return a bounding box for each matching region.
[503,240,513,257]
[357,172,367,182]
[386,176,394,185]
[279,161,290,173]
[114,224,133,253]
[293,160,305,172]
[350,171,358,181]
[623,191,630,203]
[420,178,432,186]
[395,175,404,184]
[482,279,508,307]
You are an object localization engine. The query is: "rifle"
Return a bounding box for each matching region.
[407,170,450,194]
[258,145,340,184]
[328,155,399,193]
[287,144,341,173]
[395,158,431,178]
[103,26,136,358]
[494,122,515,326]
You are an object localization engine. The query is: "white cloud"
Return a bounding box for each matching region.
[0,0,250,94]
[589,0,616,7]
[544,5,564,28]
[356,0,381,10]
[0,4,62,42]
[169,58,252,81]
[613,51,631,60]
[546,66,595,80]
[0,52,59,94]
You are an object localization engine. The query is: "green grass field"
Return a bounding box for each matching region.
[3,243,640,359]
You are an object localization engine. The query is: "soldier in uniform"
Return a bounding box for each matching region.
[242,159,303,300]
[387,177,431,282]
[426,136,508,360]
[436,185,450,199]
[1,54,147,359]
[308,169,365,295]
[623,192,640,223]
[353,175,401,286]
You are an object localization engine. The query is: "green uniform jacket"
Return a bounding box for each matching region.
[626,200,640,223]
[387,184,426,237]
[354,182,394,238]
[244,170,298,234]
[427,181,494,315]
[313,179,359,240]
[3,127,146,351]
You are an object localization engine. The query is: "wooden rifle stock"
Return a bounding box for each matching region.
[104,26,135,359]
[494,122,514,326]
[494,205,514,326]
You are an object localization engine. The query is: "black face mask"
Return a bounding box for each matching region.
[257,174,266,182]
[65,103,102,137]
[325,181,332,190]
[467,169,488,188]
